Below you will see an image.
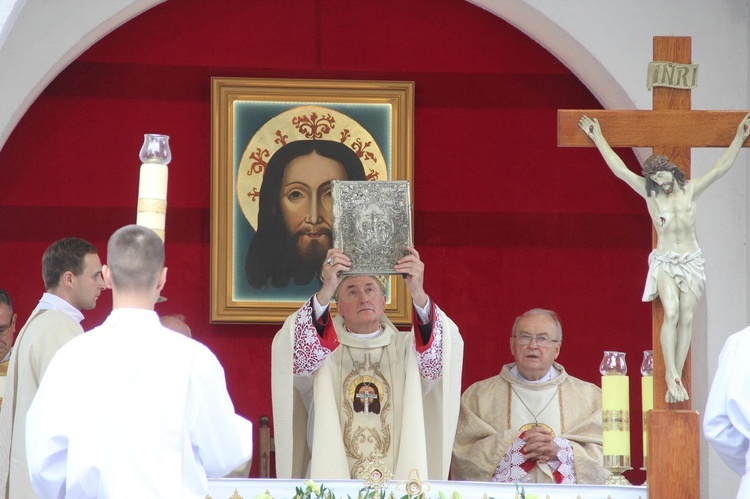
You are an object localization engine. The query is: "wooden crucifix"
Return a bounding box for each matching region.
[558,36,750,498]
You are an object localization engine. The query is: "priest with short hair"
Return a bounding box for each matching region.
[25,225,253,498]
[272,246,463,480]
[451,308,608,484]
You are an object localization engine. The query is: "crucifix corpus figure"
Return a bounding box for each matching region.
[579,113,750,403]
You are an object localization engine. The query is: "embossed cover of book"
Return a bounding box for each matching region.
[331,180,412,276]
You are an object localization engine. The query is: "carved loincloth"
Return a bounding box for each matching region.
[642,249,705,302]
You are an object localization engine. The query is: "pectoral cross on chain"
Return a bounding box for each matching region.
[356,388,378,415]
[351,353,371,375]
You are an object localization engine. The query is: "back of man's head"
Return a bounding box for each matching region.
[160,314,191,338]
[107,225,164,293]
[42,238,98,291]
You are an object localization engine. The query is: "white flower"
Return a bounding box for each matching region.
[304,480,321,495]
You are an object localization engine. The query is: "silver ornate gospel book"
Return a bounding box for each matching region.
[331,180,412,275]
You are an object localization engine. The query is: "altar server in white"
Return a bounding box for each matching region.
[26,225,252,499]
[704,325,750,498]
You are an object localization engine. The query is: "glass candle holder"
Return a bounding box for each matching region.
[136,134,171,242]
[139,133,172,164]
[600,350,628,375]
[640,350,653,376]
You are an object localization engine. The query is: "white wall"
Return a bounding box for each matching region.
[0,0,162,150]
[470,2,749,496]
[0,1,747,496]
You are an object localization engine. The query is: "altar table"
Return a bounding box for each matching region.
[207,479,647,499]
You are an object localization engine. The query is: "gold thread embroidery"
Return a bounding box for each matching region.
[341,346,393,478]
[559,384,565,434]
[507,384,512,429]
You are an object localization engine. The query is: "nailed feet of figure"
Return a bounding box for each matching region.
[666,375,689,403]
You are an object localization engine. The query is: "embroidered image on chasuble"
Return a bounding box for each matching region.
[352,380,381,414]
[271,298,463,480]
[341,345,395,476]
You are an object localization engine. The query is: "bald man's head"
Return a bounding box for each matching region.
[160,314,191,338]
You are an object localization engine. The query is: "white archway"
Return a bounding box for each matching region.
[0,0,163,149]
[467,0,637,111]
[0,1,745,495]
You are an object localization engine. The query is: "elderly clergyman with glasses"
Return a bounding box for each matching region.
[451,308,608,484]
[0,289,17,365]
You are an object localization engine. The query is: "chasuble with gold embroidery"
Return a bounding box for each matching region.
[272,298,463,480]
[451,363,608,484]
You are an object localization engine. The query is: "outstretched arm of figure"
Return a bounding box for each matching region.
[578,115,646,196]
[692,112,750,198]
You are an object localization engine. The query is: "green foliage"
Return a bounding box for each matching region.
[292,480,336,499]
[276,481,466,499]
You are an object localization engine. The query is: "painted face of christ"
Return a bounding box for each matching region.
[353,382,381,414]
[279,152,346,270]
[245,140,367,289]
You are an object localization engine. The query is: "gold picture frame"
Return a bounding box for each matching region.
[210,77,414,324]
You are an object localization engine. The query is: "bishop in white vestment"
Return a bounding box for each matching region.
[452,309,608,484]
[272,247,463,480]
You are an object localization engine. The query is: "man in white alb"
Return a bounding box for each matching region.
[25,225,253,498]
[704,324,750,498]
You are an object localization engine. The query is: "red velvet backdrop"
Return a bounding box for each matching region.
[0,0,651,482]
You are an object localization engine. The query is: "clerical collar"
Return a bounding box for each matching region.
[345,326,383,340]
[35,292,84,324]
[510,365,558,384]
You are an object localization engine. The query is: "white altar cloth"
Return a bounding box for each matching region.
[207,479,647,499]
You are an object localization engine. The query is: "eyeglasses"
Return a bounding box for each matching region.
[513,334,560,348]
[0,316,14,335]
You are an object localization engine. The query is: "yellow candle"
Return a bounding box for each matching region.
[641,375,653,465]
[601,374,630,457]
[136,162,168,242]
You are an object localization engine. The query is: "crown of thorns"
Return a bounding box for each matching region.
[642,154,677,175]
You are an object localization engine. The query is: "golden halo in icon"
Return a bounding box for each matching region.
[236,105,389,230]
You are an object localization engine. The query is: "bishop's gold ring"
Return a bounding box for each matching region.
[326,258,334,266]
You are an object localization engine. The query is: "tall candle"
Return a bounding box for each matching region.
[640,349,653,469]
[642,374,653,465]
[136,162,168,241]
[601,374,631,457]
[136,134,171,242]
